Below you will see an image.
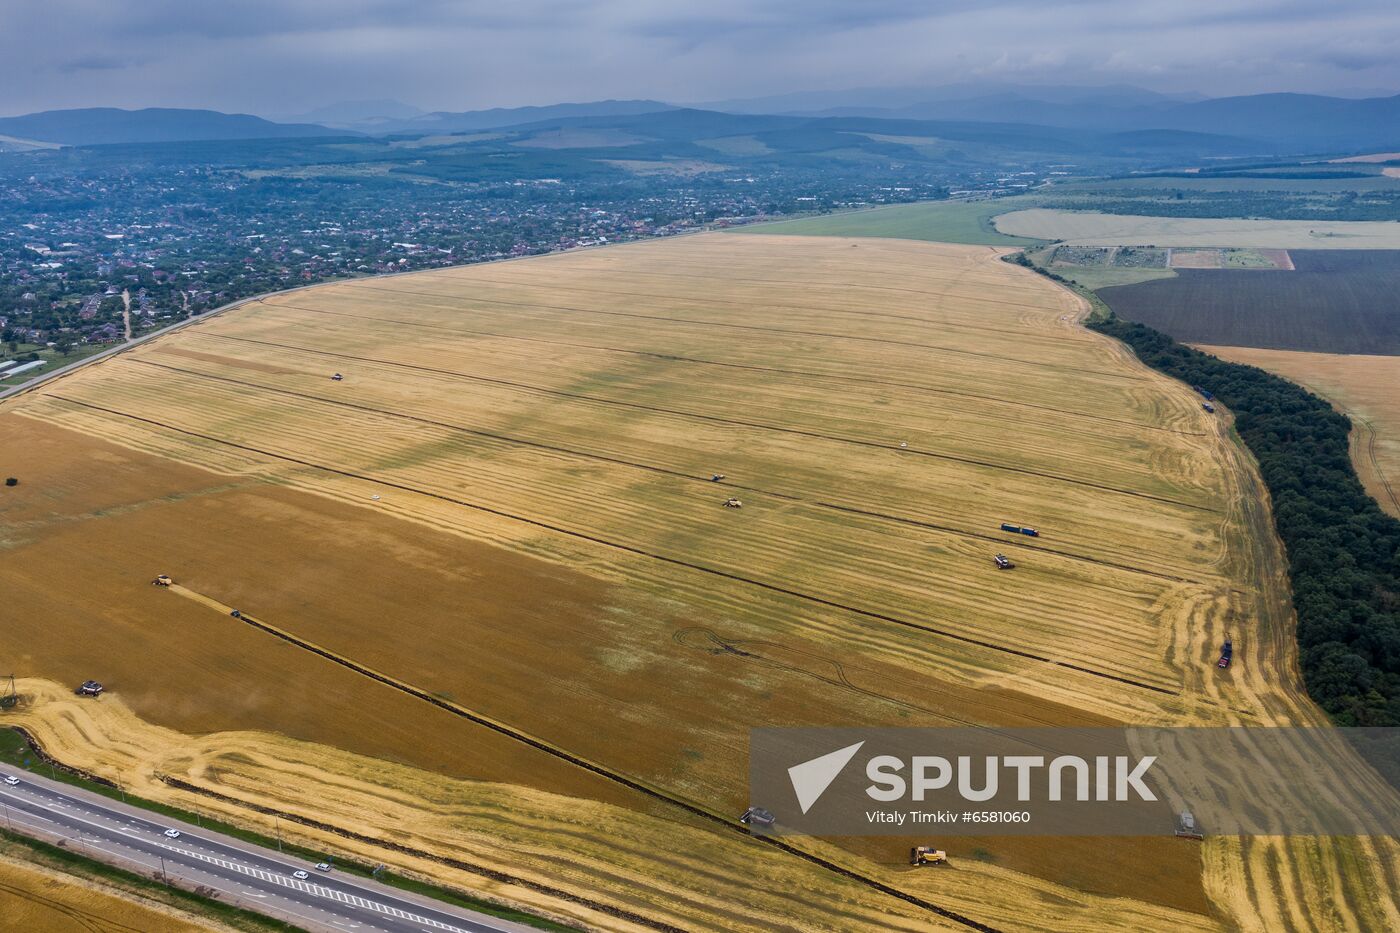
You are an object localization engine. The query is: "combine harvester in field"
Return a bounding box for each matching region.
[151,574,173,587]
[910,846,948,866]
[739,806,775,827]
[75,680,104,697]
[723,497,744,509]
[993,553,1015,570]
[1218,636,1233,669]
[1175,811,1204,841]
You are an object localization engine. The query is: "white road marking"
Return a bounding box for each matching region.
[155,842,482,931]
[6,783,504,932]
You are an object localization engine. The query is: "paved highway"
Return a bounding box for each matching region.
[0,768,540,933]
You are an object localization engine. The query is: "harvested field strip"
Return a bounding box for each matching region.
[521,259,1057,290]
[128,356,1202,585]
[197,333,1216,513]
[372,262,1081,331]
[262,301,1199,436]
[392,269,1097,343]
[163,583,1001,933]
[345,282,1145,381]
[43,394,1180,695]
[14,397,1183,720]
[7,683,1218,933]
[142,338,1222,584]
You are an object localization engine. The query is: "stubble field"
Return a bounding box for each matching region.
[0,851,216,933]
[994,209,1400,249]
[1196,345,1400,519]
[2,232,1394,931]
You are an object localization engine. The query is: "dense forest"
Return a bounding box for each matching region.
[1090,316,1400,725]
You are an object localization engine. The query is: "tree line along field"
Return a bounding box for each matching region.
[1,232,1395,931]
[1095,250,1400,355]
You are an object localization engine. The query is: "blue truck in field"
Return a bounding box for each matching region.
[1000,522,1039,537]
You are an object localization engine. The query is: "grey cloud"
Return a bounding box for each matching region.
[1,0,1397,117]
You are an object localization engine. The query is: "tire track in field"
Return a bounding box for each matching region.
[126,356,1206,585]
[0,881,111,933]
[158,582,1001,933]
[344,282,1146,382]
[198,333,1219,514]
[1360,418,1400,516]
[43,394,1182,696]
[260,302,1202,437]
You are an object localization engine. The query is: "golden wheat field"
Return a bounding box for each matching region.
[0,850,218,933]
[1197,345,1400,519]
[1,232,1395,931]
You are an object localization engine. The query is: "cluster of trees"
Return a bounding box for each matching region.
[1091,316,1400,725]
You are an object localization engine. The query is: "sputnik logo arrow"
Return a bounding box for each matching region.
[788,741,865,814]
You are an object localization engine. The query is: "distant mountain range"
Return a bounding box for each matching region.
[280,98,426,130]
[696,83,1203,116]
[360,99,676,136]
[3,87,1398,155]
[0,107,342,146]
[700,84,1400,153]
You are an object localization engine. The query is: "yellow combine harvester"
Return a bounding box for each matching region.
[910,846,948,866]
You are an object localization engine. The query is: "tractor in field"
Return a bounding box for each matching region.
[1218,636,1233,669]
[910,846,948,866]
[151,574,173,587]
[711,473,726,482]
[331,373,344,381]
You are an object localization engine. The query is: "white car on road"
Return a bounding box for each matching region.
[315,861,332,872]
[292,869,309,880]
[2,775,19,786]
[163,829,182,839]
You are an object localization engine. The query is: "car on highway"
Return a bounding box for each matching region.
[3,775,19,786]
[163,829,182,839]
[292,869,309,880]
[315,861,332,872]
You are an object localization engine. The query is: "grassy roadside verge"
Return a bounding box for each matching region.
[0,827,307,932]
[0,728,578,932]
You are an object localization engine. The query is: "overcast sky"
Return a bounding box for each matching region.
[4,0,1399,117]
